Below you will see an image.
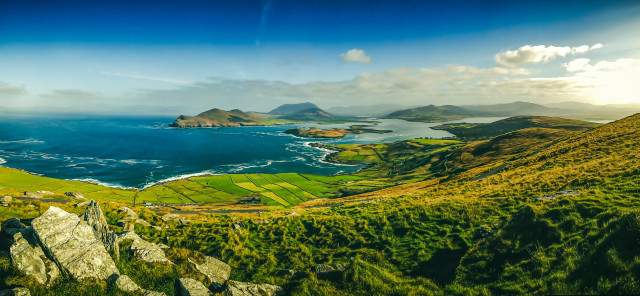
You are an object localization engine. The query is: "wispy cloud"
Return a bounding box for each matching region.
[495,44,604,67]
[340,49,372,64]
[0,81,28,97]
[41,88,99,99]
[101,72,192,84]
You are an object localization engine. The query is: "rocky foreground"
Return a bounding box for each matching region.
[0,201,284,296]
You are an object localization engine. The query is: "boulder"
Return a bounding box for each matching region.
[10,230,60,286]
[84,200,119,255]
[0,287,31,296]
[313,264,335,273]
[119,206,139,219]
[143,291,168,296]
[225,281,284,296]
[113,274,142,293]
[64,192,86,199]
[31,206,120,281]
[117,231,172,264]
[75,200,91,208]
[1,219,27,251]
[136,219,152,227]
[175,278,212,296]
[1,196,11,207]
[188,256,231,290]
[162,214,190,224]
[36,191,54,196]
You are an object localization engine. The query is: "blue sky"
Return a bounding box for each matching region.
[1,0,639,114]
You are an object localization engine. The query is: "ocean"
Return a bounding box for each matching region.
[0,115,502,189]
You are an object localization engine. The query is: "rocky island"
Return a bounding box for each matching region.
[170,103,347,128]
[283,125,391,139]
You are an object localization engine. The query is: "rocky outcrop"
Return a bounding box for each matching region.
[64,192,86,199]
[188,256,231,290]
[224,281,284,296]
[83,200,119,255]
[118,231,172,264]
[31,206,120,281]
[118,206,138,219]
[0,287,31,296]
[162,214,190,224]
[10,231,60,286]
[75,200,91,208]
[36,191,54,196]
[1,196,11,207]
[175,278,212,296]
[110,274,166,295]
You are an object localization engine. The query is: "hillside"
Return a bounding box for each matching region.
[432,115,600,140]
[386,101,639,123]
[269,102,320,115]
[384,104,483,122]
[1,114,640,295]
[169,108,281,128]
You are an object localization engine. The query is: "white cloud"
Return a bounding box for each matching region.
[0,81,28,97]
[568,58,640,104]
[340,49,372,64]
[495,44,604,67]
[563,58,591,72]
[101,72,192,84]
[137,64,585,112]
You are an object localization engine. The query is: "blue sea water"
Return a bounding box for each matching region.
[0,116,502,189]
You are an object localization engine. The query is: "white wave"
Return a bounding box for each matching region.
[0,138,44,144]
[0,157,6,165]
[72,178,137,190]
[142,171,219,189]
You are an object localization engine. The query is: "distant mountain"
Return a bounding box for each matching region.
[385,101,639,123]
[170,108,269,127]
[384,104,484,122]
[464,101,567,116]
[327,104,410,117]
[269,102,334,121]
[269,102,320,114]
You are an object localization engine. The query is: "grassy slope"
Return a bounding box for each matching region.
[432,115,600,140]
[1,115,639,295]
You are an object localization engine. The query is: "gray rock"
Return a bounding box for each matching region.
[162,214,190,224]
[0,287,31,296]
[136,219,152,227]
[64,192,86,199]
[188,256,231,290]
[31,206,120,281]
[119,206,139,219]
[1,218,27,250]
[1,218,26,236]
[313,264,335,273]
[143,290,168,296]
[113,274,142,293]
[225,281,284,296]
[75,200,91,208]
[84,200,119,255]
[10,231,60,286]
[175,278,212,296]
[231,223,246,232]
[118,231,172,264]
[36,191,54,196]
[1,196,11,206]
